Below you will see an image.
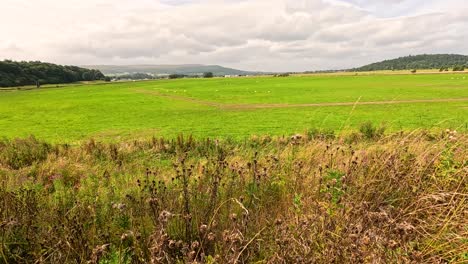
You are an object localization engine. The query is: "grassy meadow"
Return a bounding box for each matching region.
[1,72,467,263]
[0,73,467,142]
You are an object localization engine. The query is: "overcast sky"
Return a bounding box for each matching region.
[1,0,467,71]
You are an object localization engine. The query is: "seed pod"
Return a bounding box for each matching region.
[207,232,215,241]
[191,241,200,250]
[230,213,237,221]
[187,250,196,261]
[199,224,208,234]
[168,240,176,249]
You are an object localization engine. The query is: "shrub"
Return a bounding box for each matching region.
[306,128,335,140]
[274,73,290,77]
[203,72,214,78]
[0,136,51,169]
[168,74,186,79]
[359,121,386,139]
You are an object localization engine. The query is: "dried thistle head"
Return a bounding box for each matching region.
[121,231,134,241]
[207,232,216,241]
[147,197,158,206]
[191,241,199,250]
[199,224,208,234]
[187,250,196,261]
[159,210,172,223]
[168,240,176,249]
[229,213,237,222]
[88,244,110,264]
[176,240,184,248]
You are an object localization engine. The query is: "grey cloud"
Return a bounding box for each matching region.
[0,0,467,72]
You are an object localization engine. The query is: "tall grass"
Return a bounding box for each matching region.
[0,130,466,263]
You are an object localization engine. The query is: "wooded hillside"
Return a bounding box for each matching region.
[0,60,105,87]
[352,54,468,71]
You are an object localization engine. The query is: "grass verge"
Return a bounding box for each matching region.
[0,129,466,263]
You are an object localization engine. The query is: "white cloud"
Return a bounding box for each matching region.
[0,0,467,71]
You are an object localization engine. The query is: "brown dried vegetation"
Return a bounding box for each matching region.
[0,130,466,263]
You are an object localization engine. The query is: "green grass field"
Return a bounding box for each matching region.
[1,73,467,142]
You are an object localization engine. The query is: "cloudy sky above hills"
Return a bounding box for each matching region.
[1,0,467,71]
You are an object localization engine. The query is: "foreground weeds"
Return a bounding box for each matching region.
[0,131,466,263]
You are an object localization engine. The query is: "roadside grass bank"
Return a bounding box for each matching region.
[0,127,466,263]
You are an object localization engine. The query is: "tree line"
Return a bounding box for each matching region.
[168,72,214,79]
[108,72,214,80]
[352,54,468,72]
[0,60,106,87]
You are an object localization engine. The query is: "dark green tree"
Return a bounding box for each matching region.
[203,72,214,78]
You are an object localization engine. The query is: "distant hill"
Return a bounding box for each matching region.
[0,60,105,87]
[83,64,260,76]
[352,54,468,71]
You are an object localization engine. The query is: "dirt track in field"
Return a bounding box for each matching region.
[224,98,468,110]
[135,89,468,110]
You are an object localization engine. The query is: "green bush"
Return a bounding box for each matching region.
[306,128,335,140]
[359,121,386,139]
[0,136,51,169]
